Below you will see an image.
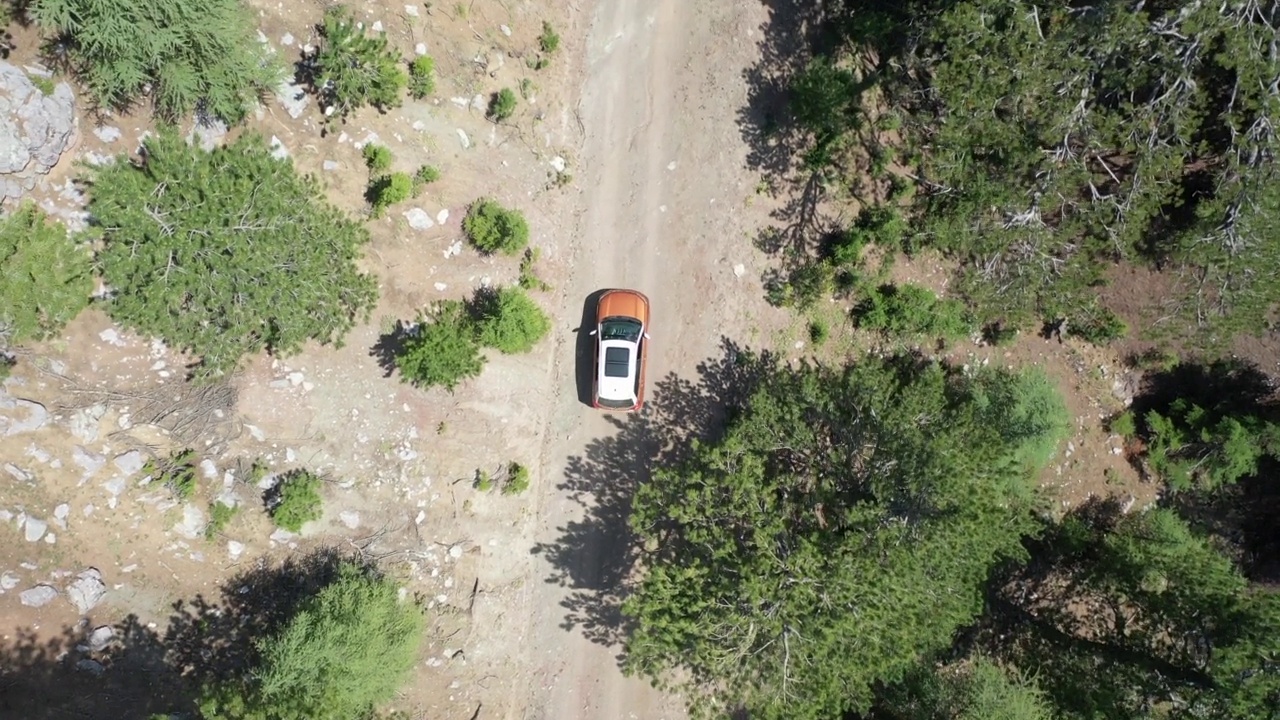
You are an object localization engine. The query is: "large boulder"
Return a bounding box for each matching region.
[0,62,78,203]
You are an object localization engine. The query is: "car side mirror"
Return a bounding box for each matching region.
[644,333,651,340]
[589,329,597,336]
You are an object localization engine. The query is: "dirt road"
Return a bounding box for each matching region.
[527,0,773,717]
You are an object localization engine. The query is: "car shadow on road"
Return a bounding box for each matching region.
[533,337,777,662]
[574,289,610,406]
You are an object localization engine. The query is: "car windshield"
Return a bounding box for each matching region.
[604,347,631,378]
[600,317,642,342]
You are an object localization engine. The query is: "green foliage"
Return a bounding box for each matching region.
[366,172,413,216]
[199,562,423,720]
[853,283,974,342]
[539,22,560,53]
[501,462,530,495]
[981,321,1019,347]
[29,0,281,122]
[413,164,440,187]
[29,74,55,96]
[518,247,551,291]
[406,55,435,99]
[393,301,486,391]
[1108,410,1137,439]
[90,130,377,377]
[311,5,406,123]
[205,500,239,539]
[362,144,392,172]
[0,203,92,344]
[473,468,494,492]
[807,319,829,345]
[966,366,1071,473]
[624,355,1065,718]
[487,87,517,122]
[268,469,324,533]
[472,286,551,354]
[790,55,864,168]
[0,354,13,381]
[767,260,835,309]
[830,205,909,265]
[143,448,199,501]
[463,198,529,256]
[883,658,1054,720]
[1143,399,1280,493]
[1065,304,1128,345]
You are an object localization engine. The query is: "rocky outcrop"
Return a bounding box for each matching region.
[0,62,78,203]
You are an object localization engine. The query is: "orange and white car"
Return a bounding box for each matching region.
[589,289,651,411]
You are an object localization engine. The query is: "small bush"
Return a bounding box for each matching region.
[1129,347,1179,372]
[1067,306,1128,345]
[1109,410,1138,438]
[982,321,1019,346]
[854,283,973,341]
[474,468,494,492]
[0,203,93,344]
[407,55,436,99]
[144,449,199,501]
[539,22,561,54]
[808,319,829,345]
[205,501,239,539]
[487,88,518,122]
[414,164,441,186]
[769,261,835,310]
[518,248,551,291]
[362,144,393,172]
[367,172,414,216]
[472,286,552,354]
[828,205,909,265]
[502,462,530,495]
[463,198,530,255]
[268,469,324,533]
[394,301,487,391]
[312,6,407,123]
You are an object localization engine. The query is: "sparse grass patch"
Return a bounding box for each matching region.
[144,449,199,501]
[539,22,561,54]
[205,500,239,539]
[518,248,552,291]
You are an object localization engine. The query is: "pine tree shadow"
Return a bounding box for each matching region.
[370,320,410,378]
[0,615,181,720]
[532,337,777,660]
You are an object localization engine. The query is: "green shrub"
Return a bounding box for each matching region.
[539,22,561,54]
[407,55,436,99]
[143,449,199,501]
[808,319,829,345]
[501,462,530,495]
[1067,305,1128,345]
[472,286,551,354]
[487,88,518,121]
[311,5,407,123]
[769,261,835,310]
[474,468,494,492]
[394,301,487,391]
[981,321,1019,346]
[414,164,440,186]
[1109,410,1137,438]
[829,205,909,265]
[205,500,239,539]
[367,172,413,216]
[518,248,551,291]
[91,130,378,378]
[968,367,1072,472]
[463,198,529,255]
[268,469,324,533]
[1129,347,1179,372]
[854,283,973,341]
[362,144,393,172]
[0,202,92,344]
[198,561,423,720]
[29,0,282,122]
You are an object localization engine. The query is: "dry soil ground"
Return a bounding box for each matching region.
[0,0,1222,718]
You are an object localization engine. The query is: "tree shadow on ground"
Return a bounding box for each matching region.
[370,319,409,378]
[532,337,776,658]
[0,615,183,720]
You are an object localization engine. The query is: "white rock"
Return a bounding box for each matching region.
[436,208,449,224]
[227,540,246,559]
[404,208,435,230]
[20,584,58,607]
[66,569,106,614]
[88,625,114,651]
[288,372,304,386]
[339,511,360,529]
[269,135,289,160]
[44,532,55,544]
[173,504,206,540]
[245,424,266,442]
[372,20,384,32]
[406,5,419,17]
[24,517,47,542]
[269,528,296,543]
[449,544,463,559]
[93,126,122,142]
[500,24,512,36]
[285,447,297,462]
[733,263,746,278]
[549,156,567,173]
[280,32,295,45]
[4,464,30,482]
[113,450,145,476]
[444,240,463,258]
[434,282,448,292]
[69,403,106,443]
[323,160,340,171]
[415,510,426,524]
[200,459,219,479]
[98,328,126,346]
[274,79,310,119]
[415,42,428,55]
[0,571,18,590]
[456,129,470,149]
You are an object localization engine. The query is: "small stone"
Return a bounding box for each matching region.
[88,625,114,651]
[456,129,470,149]
[323,160,340,171]
[4,399,50,435]
[372,20,384,32]
[302,382,315,392]
[20,584,58,607]
[733,263,746,278]
[69,403,107,443]
[549,156,567,173]
[280,32,295,45]
[406,5,419,17]
[436,208,449,224]
[245,424,266,442]
[269,136,289,160]
[73,446,106,479]
[270,528,296,543]
[415,42,428,55]
[227,540,246,559]
[285,448,297,463]
[415,510,426,524]
[288,372,304,386]
[4,464,30,482]
[24,517,48,542]
[470,94,486,111]
[404,208,435,230]
[174,504,206,540]
[500,24,512,36]
[200,459,218,479]
[434,282,447,292]
[268,379,290,389]
[1,572,19,590]
[444,240,463,258]
[66,568,106,614]
[82,503,95,517]
[339,511,360,529]
[53,503,69,529]
[75,659,105,676]
[93,126,122,142]
[98,328,126,346]
[113,450,145,476]
[44,532,55,544]
[449,545,463,559]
